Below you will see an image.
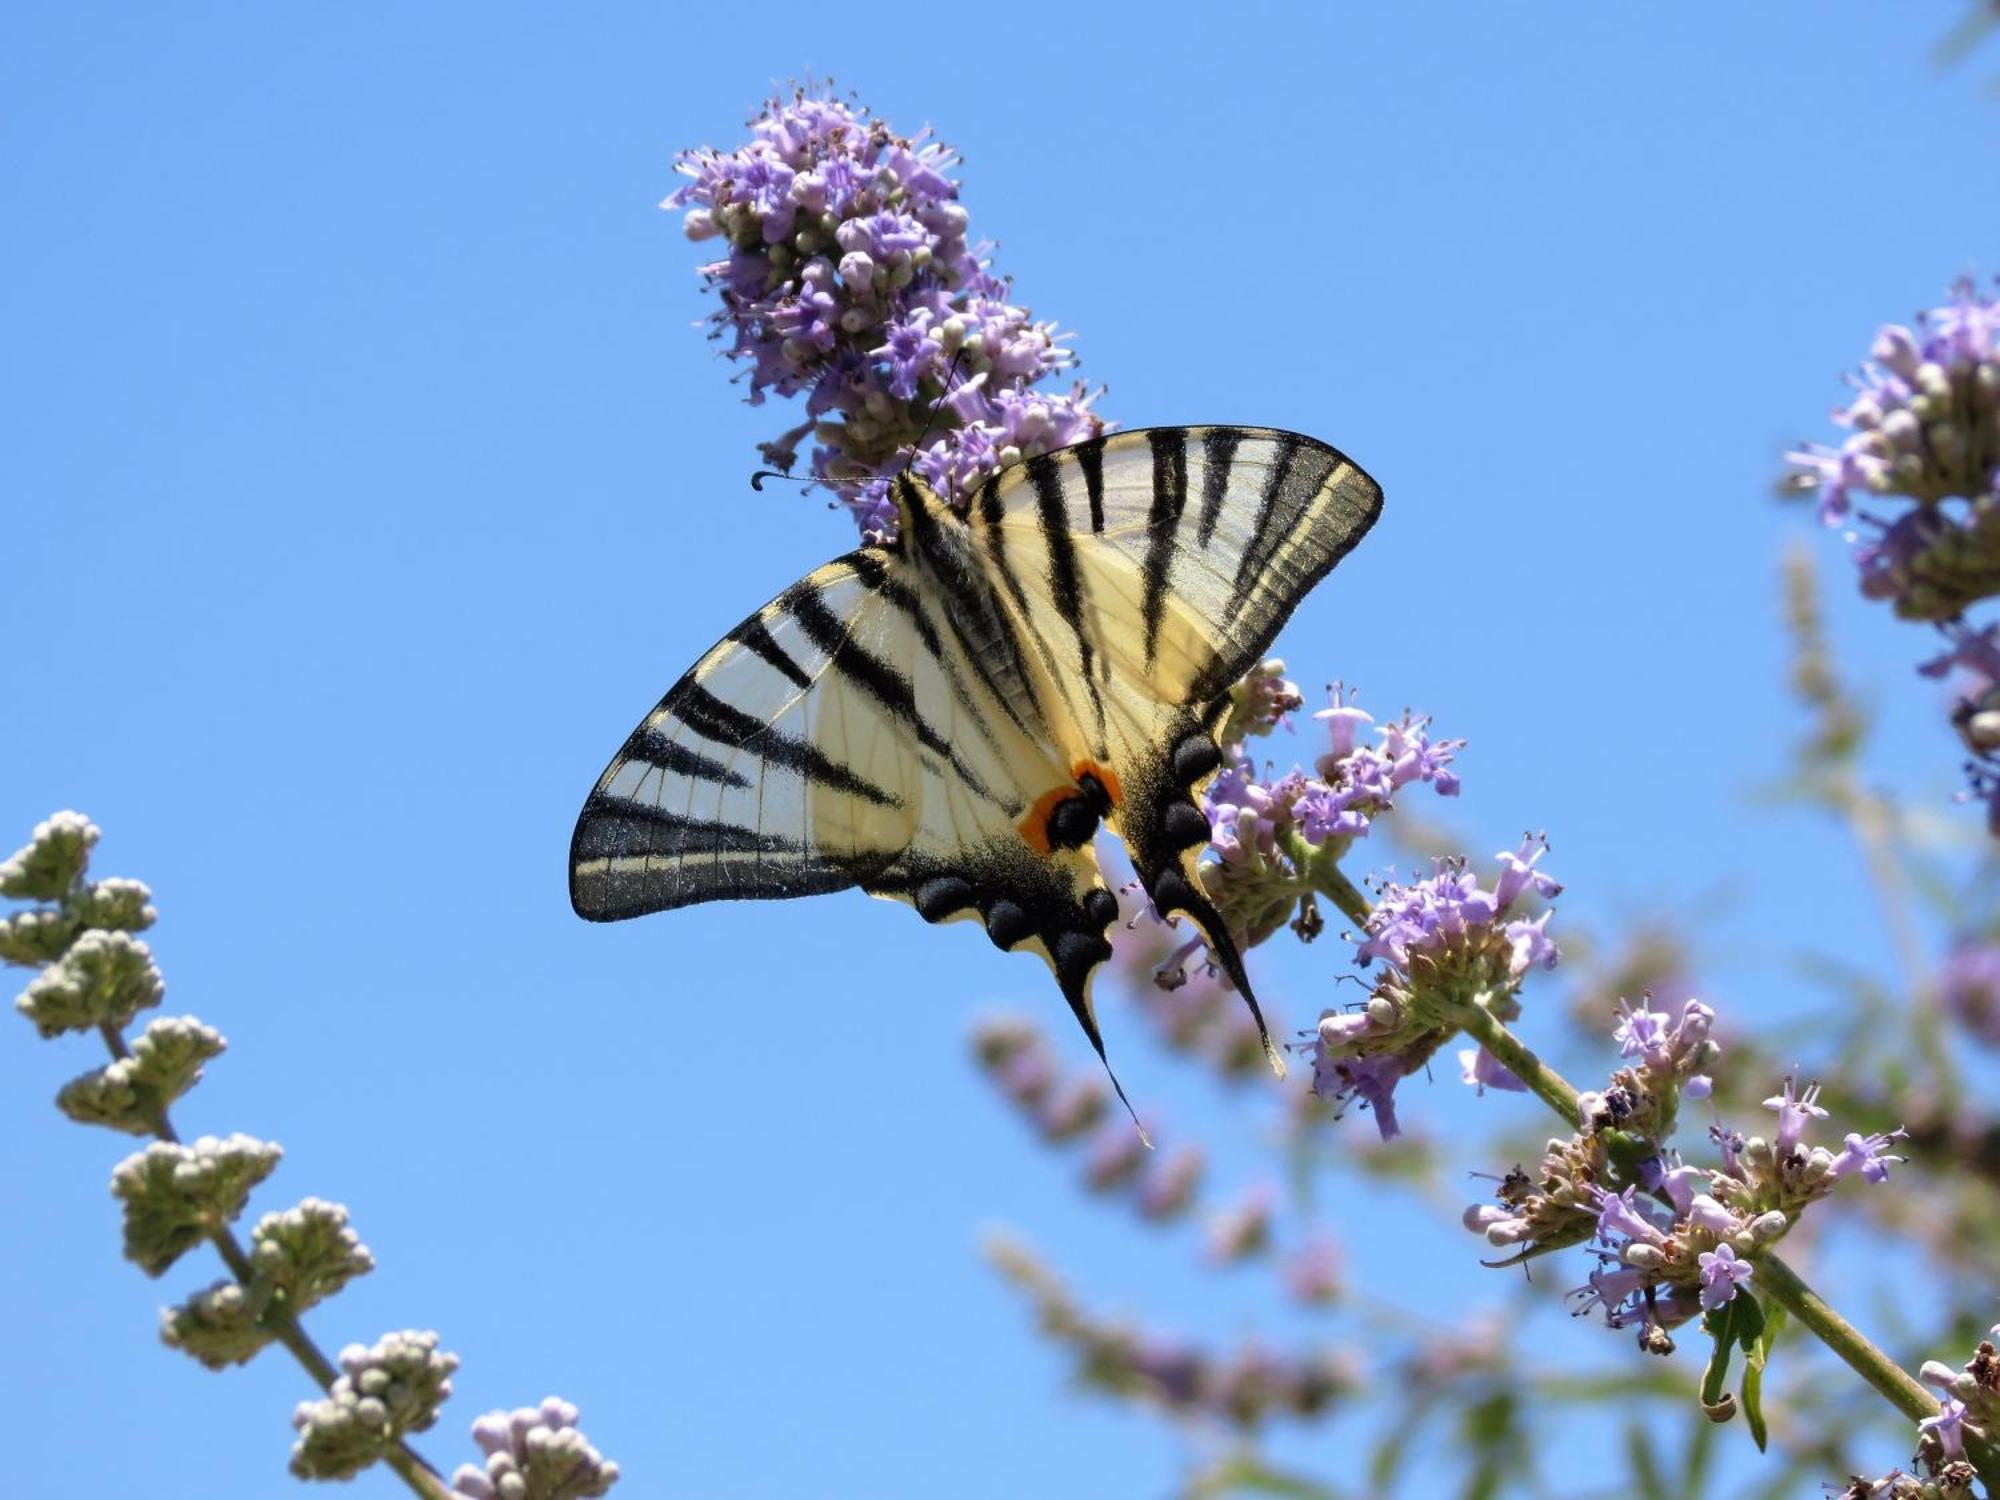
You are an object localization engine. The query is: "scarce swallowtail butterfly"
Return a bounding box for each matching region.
[571,427,1381,1113]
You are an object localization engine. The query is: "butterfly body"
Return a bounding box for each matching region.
[571,426,1382,1090]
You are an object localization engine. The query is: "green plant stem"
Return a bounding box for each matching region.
[96,1024,452,1499]
[1445,1005,2000,1486]
[1304,853,1372,931]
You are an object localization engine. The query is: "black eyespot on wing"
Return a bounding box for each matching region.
[1160,800,1211,850]
[1047,796,1101,849]
[915,875,975,923]
[984,898,1033,949]
[1172,735,1223,786]
[1050,929,1111,989]
[1148,866,1194,913]
[1085,886,1119,928]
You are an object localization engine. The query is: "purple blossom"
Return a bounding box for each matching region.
[1683,1194,1743,1236]
[668,86,1103,538]
[1826,1129,1907,1185]
[1695,1243,1753,1310]
[1569,1263,1649,1327]
[1787,276,2000,531]
[1457,1046,1525,1095]
[1312,1051,1408,1140]
[1355,837,1560,980]
[1283,1237,1344,1305]
[1762,1076,1828,1155]
[1939,939,2000,1045]
[1919,1398,1968,1461]
[1592,1186,1670,1248]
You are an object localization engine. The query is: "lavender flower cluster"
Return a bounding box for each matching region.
[1788,278,2000,620]
[1788,280,2000,833]
[971,1014,1204,1221]
[1164,668,1460,990]
[1462,1000,1902,1357]
[667,85,1102,537]
[1939,940,2000,1046]
[1310,837,1558,1139]
[987,1234,1356,1431]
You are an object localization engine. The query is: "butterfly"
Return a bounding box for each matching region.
[570,426,1382,1113]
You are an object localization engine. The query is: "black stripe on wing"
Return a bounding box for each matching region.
[661,678,903,809]
[572,803,885,917]
[1139,428,1190,669]
[1026,452,1109,748]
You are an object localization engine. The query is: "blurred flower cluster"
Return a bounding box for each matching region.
[987,1234,1356,1431]
[667,84,1103,537]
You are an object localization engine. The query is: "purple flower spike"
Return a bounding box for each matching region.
[1695,1243,1753,1310]
[669,85,1104,539]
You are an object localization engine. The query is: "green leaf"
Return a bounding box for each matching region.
[1623,1420,1670,1500]
[1739,1297,1786,1454]
[1699,1303,1738,1411]
[1732,1290,1766,1352]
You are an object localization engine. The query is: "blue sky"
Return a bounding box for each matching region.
[6,6,1997,1497]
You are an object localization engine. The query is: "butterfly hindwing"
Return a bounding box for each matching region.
[962,427,1384,1070]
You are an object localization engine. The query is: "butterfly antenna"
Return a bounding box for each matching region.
[749,469,817,492]
[904,348,968,473]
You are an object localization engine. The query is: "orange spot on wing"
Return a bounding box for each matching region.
[1018,786,1074,856]
[1074,759,1122,806]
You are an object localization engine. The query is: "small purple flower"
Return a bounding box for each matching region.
[1283,1236,1343,1305]
[1684,1194,1743,1237]
[1762,1075,1828,1155]
[1695,1243,1753,1310]
[1569,1263,1649,1327]
[1919,1398,1969,1461]
[1826,1129,1907,1185]
[1457,1046,1525,1096]
[1592,1185,1670,1249]
[1313,1051,1408,1140]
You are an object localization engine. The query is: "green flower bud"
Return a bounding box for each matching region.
[0,908,78,967]
[57,1017,226,1134]
[72,878,156,933]
[160,1278,275,1369]
[289,1331,458,1480]
[16,929,165,1037]
[0,812,98,901]
[111,1134,282,1276]
[250,1198,375,1314]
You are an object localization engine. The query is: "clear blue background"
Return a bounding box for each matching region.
[5,6,1995,1497]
